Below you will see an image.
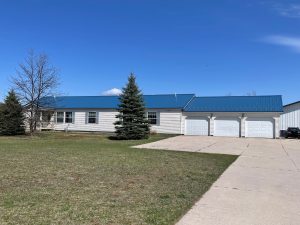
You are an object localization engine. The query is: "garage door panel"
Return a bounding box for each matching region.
[214,118,240,137]
[246,118,274,138]
[185,117,209,136]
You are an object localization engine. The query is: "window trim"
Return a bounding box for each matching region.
[65,111,74,124]
[147,111,159,125]
[56,111,64,124]
[87,111,98,124]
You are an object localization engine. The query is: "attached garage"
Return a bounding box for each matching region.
[214,117,240,137]
[245,118,274,138]
[183,95,283,138]
[185,117,209,136]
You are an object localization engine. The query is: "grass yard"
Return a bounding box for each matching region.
[0,132,237,225]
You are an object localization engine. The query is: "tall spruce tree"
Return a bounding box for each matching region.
[114,73,150,139]
[0,90,25,135]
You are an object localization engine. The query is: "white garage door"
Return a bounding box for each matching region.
[214,118,240,137]
[245,118,274,138]
[185,117,209,135]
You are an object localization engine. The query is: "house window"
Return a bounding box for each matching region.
[65,112,73,123]
[88,112,97,124]
[148,112,158,125]
[56,112,64,123]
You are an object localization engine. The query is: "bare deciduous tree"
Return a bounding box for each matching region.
[11,50,59,134]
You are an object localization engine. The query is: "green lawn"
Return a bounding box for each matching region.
[0,132,237,225]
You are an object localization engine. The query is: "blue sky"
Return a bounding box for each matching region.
[0,0,300,104]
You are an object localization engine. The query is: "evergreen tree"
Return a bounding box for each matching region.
[0,90,25,135]
[114,73,150,139]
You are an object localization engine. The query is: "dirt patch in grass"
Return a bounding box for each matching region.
[0,132,236,225]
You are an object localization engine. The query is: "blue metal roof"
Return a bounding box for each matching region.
[41,94,195,109]
[184,96,283,112]
[41,94,283,112]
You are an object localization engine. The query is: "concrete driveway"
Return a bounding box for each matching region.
[135,136,300,225]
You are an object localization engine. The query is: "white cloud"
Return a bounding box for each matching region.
[262,35,300,53]
[102,88,122,96]
[274,3,300,18]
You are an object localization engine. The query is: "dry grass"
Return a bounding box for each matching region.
[0,132,236,225]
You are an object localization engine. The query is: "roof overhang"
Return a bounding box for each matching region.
[284,101,300,107]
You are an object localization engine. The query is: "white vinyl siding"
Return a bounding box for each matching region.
[52,109,181,134]
[149,110,181,134]
[54,110,118,132]
[280,103,300,130]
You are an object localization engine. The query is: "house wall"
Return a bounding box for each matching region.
[280,103,300,130]
[45,108,183,134]
[52,109,118,132]
[150,109,182,134]
[42,109,281,138]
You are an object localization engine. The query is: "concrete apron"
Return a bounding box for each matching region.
[134,136,300,225]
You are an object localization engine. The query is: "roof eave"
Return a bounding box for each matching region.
[284,101,300,107]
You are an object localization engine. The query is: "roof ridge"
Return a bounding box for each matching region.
[48,94,195,98]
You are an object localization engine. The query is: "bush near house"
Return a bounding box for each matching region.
[0,90,25,135]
